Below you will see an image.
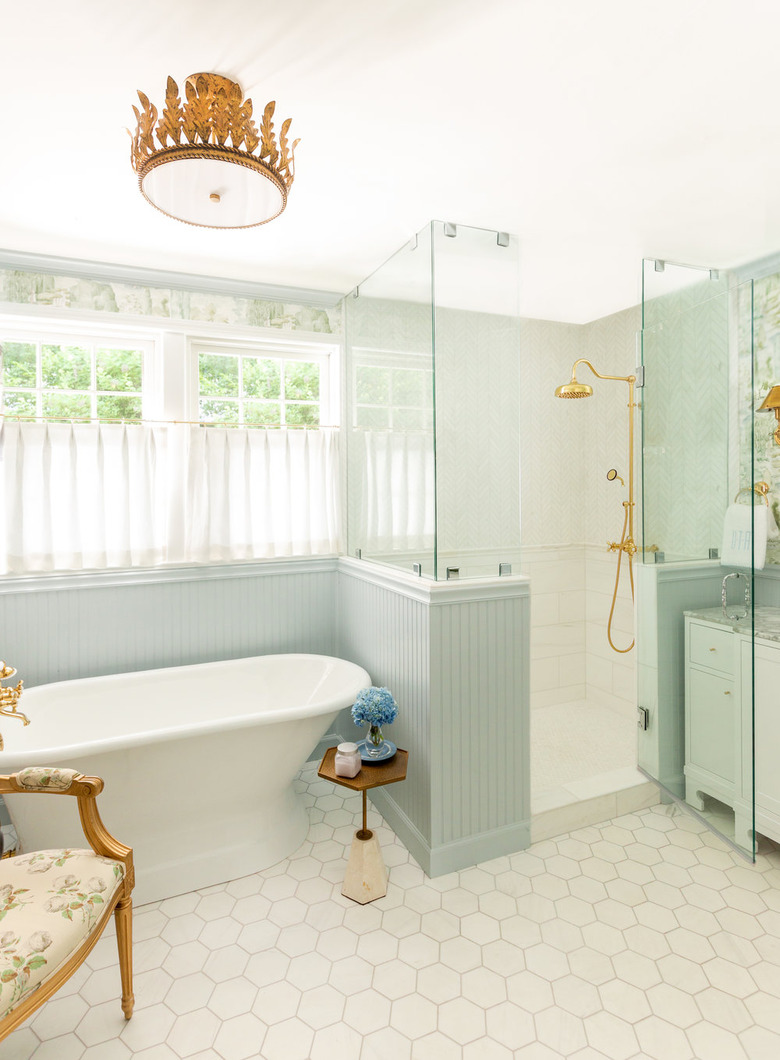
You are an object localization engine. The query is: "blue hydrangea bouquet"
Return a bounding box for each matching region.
[351,687,398,759]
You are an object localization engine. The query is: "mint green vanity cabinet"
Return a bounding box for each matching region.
[685,607,780,851]
[684,616,741,814]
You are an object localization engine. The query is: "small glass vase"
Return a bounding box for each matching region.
[366,723,385,758]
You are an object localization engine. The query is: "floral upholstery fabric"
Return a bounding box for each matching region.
[0,849,124,1019]
[15,769,79,792]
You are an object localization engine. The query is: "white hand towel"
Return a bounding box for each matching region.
[721,503,767,570]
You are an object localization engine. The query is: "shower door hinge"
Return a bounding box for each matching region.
[634,365,645,388]
[637,706,649,731]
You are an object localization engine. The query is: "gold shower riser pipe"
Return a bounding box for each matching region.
[557,358,637,653]
[568,359,637,552]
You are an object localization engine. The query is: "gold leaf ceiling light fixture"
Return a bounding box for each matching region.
[130,73,299,229]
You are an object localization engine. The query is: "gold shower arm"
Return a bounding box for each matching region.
[570,358,636,385]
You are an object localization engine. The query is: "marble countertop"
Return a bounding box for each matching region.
[684,605,780,642]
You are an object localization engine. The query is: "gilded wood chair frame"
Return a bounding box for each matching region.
[0,771,134,1042]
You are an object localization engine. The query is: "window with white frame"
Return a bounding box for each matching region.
[193,342,332,427]
[0,332,151,421]
[0,320,341,574]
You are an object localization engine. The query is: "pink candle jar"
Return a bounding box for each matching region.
[334,742,361,778]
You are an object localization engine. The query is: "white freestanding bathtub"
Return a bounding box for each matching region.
[0,654,371,904]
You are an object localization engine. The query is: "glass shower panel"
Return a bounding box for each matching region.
[639,259,756,858]
[641,265,731,562]
[431,222,521,581]
[344,227,435,576]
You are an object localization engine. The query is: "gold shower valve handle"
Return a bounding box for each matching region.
[607,539,638,556]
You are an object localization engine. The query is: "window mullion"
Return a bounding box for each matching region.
[238,354,244,426]
[91,344,97,421]
[280,360,286,426]
[36,339,42,418]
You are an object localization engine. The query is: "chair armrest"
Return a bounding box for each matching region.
[0,768,103,798]
[0,769,133,891]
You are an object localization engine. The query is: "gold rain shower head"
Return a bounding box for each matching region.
[555,360,593,398]
[555,380,593,399]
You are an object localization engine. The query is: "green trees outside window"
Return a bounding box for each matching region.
[1,341,143,422]
[198,352,320,427]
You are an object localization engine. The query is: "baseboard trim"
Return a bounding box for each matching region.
[369,786,531,878]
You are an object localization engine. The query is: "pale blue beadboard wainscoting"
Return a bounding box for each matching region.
[0,556,531,875]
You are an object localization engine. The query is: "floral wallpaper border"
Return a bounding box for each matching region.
[0,268,341,335]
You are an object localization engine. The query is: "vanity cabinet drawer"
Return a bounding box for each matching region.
[689,622,735,674]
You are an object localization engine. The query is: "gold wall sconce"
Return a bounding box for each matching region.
[757,385,780,444]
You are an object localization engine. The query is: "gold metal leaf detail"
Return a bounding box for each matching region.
[136,92,158,158]
[226,81,245,150]
[259,101,278,167]
[185,76,213,144]
[241,99,260,154]
[278,118,299,185]
[210,81,231,147]
[157,76,183,148]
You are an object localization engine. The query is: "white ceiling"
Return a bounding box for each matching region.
[3,0,780,323]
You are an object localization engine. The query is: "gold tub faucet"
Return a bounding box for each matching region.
[0,662,29,749]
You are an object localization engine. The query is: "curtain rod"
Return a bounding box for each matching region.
[0,414,337,430]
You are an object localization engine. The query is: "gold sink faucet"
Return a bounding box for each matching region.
[0,662,29,749]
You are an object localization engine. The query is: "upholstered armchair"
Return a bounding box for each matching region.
[0,768,134,1042]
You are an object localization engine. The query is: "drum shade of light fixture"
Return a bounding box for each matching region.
[757,384,780,444]
[130,73,299,229]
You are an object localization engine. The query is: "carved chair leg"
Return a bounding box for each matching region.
[114,895,134,1019]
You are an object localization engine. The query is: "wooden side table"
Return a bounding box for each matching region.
[318,746,408,904]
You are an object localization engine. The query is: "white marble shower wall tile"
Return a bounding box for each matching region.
[584,546,636,719]
[532,683,588,709]
[531,623,585,660]
[587,654,615,697]
[525,544,636,714]
[532,592,561,627]
[526,546,589,707]
[587,595,635,642]
[612,658,638,705]
[531,655,562,694]
[527,557,586,596]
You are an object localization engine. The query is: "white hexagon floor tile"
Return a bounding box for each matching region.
[5,763,780,1058]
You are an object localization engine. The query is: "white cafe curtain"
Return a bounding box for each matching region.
[357,430,435,553]
[0,422,341,574]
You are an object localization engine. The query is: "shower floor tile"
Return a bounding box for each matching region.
[531,699,657,836]
[531,698,637,795]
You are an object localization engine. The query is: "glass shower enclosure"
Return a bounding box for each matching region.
[638,258,762,858]
[344,220,521,581]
